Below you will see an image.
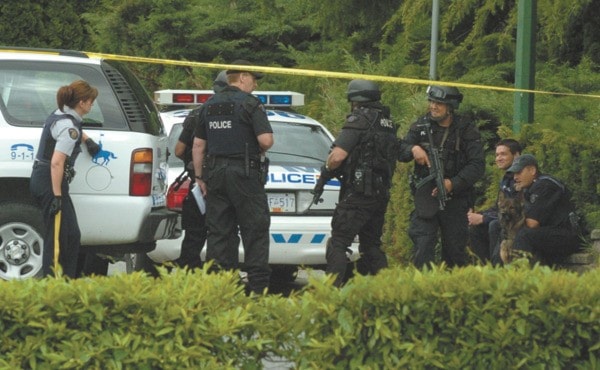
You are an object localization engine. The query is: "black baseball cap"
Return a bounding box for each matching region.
[507,154,537,173]
[226,59,264,79]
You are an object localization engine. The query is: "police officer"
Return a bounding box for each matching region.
[313,79,398,287]
[468,138,521,264]
[192,60,273,294]
[507,154,585,264]
[172,71,228,269]
[29,80,100,278]
[398,85,485,268]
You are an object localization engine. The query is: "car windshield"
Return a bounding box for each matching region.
[269,121,331,165]
[165,119,332,167]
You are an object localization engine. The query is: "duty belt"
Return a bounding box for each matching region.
[208,156,260,169]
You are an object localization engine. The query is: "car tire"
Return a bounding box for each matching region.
[0,202,45,280]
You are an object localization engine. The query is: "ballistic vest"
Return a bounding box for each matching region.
[344,104,398,196]
[36,112,82,166]
[203,89,261,158]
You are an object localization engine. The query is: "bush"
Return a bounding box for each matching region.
[1,265,599,369]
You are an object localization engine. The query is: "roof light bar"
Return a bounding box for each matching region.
[154,90,305,108]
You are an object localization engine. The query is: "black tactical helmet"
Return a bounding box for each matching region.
[426,85,463,110]
[213,70,228,93]
[347,79,381,102]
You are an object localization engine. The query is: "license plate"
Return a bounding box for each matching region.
[267,193,296,213]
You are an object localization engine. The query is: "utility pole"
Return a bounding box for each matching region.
[513,0,537,134]
[429,0,440,80]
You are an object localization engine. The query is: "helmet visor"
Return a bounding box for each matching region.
[426,85,447,100]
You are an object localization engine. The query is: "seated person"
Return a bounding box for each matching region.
[508,154,585,264]
[468,139,521,264]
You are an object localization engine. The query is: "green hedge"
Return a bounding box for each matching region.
[1,264,599,369]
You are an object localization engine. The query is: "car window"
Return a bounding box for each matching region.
[269,121,332,165]
[0,61,127,129]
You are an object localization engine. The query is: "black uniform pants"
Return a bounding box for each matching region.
[327,191,389,287]
[409,195,470,268]
[204,163,271,294]
[174,189,206,269]
[469,219,501,264]
[30,163,81,278]
[513,226,582,265]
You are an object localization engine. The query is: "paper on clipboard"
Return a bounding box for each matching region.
[191,183,206,215]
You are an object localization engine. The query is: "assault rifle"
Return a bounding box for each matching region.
[414,122,448,210]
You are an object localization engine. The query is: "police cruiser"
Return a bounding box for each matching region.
[152,89,359,281]
[0,47,178,279]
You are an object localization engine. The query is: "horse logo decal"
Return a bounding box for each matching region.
[92,140,117,166]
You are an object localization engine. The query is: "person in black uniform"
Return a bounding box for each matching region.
[29,80,100,278]
[398,85,485,268]
[507,154,585,264]
[468,138,521,264]
[192,60,273,294]
[172,71,228,269]
[313,79,398,287]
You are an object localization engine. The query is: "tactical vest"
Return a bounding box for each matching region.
[203,90,261,158]
[527,174,574,228]
[413,115,469,179]
[344,105,398,196]
[36,112,82,166]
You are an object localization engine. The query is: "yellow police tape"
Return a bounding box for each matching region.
[86,51,600,99]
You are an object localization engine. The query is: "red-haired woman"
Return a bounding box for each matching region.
[30,80,100,278]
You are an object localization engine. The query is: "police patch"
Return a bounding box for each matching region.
[68,128,79,140]
[530,193,538,203]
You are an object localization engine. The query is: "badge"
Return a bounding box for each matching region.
[68,128,79,140]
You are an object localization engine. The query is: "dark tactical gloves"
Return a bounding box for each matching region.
[311,165,333,205]
[49,196,62,216]
[85,138,100,157]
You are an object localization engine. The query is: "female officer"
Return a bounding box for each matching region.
[30,80,99,278]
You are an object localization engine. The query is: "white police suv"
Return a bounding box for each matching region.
[0,47,178,279]
[152,90,358,281]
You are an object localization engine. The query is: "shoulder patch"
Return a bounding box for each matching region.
[343,114,369,130]
[68,128,79,140]
[529,193,538,204]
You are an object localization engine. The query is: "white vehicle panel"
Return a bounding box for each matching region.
[153,92,358,268]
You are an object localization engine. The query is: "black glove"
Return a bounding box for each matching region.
[49,196,62,216]
[311,165,333,205]
[85,138,100,157]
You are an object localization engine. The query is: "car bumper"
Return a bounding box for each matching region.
[151,215,359,265]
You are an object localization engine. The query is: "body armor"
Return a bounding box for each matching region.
[344,104,398,196]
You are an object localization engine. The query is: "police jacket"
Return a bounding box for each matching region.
[399,113,484,197]
[333,101,398,196]
[178,109,199,177]
[524,174,575,229]
[194,86,272,159]
[36,109,83,166]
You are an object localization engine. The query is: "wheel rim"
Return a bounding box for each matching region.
[0,222,43,279]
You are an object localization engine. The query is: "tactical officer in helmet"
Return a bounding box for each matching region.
[313,79,399,287]
[192,60,273,294]
[398,85,485,268]
[172,71,228,269]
